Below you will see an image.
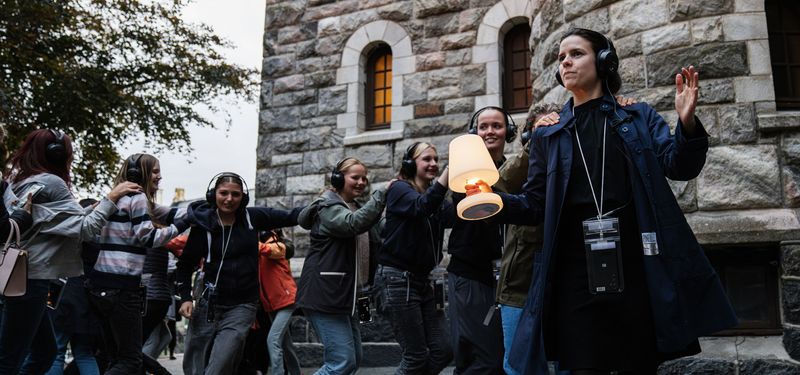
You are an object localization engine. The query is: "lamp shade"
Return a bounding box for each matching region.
[448,134,499,193]
[448,134,503,220]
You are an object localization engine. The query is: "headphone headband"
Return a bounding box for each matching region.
[206,172,249,193]
[467,106,518,142]
[206,172,250,209]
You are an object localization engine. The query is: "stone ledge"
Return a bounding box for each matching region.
[686,208,800,245]
[342,128,404,146]
[758,111,800,132]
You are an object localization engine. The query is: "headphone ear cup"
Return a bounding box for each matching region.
[45,143,66,164]
[505,120,517,143]
[330,170,344,190]
[401,157,416,177]
[555,69,564,87]
[240,193,250,208]
[126,168,142,184]
[468,125,477,135]
[206,189,216,206]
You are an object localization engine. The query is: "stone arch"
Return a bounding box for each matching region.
[471,0,531,114]
[336,20,415,146]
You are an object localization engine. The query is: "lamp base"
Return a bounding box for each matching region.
[457,192,503,220]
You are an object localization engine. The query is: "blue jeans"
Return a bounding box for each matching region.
[45,331,99,375]
[305,309,362,375]
[375,265,453,375]
[500,304,523,375]
[267,306,302,375]
[0,279,58,374]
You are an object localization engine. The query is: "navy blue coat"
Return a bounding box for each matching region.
[499,94,737,374]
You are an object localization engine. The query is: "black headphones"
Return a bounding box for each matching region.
[45,129,67,164]
[555,29,619,87]
[126,154,143,184]
[467,106,517,142]
[330,158,349,190]
[400,142,421,178]
[205,172,250,209]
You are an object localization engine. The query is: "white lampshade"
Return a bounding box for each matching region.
[448,135,499,193]
[448,134,503,220]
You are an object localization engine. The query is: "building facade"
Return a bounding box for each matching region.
[259,0,800,371]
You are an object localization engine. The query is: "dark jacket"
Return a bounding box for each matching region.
[446,160,506,287]
[500,94,737,374]
[379,180,450,277]
[494,146,542,308]
[176,202,300,307]
[296,188,386,315]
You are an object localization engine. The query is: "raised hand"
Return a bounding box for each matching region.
[675,65,699,134]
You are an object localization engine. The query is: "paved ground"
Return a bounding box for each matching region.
[157,354,456,374]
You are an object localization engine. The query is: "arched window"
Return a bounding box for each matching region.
[766,0,800,110]
[366,45,393,130]
[502,24,532,113]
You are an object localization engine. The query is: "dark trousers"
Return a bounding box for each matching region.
[376,265,452,375]
[447,273,504,375]
[0,279,57,374]
[88,287,143,375]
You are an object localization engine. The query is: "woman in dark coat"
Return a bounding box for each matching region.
[499,28,737,375]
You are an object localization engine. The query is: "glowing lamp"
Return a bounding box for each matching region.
[448,134,503,220]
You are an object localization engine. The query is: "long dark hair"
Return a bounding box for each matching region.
[7,129,73,186]
[560,28,622,94]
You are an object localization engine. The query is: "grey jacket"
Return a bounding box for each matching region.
[3,173,118,279]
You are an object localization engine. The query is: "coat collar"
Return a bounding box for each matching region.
[539,94,634,138]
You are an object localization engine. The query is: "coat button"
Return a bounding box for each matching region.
[636,148,641,154]
[621,126,629,132]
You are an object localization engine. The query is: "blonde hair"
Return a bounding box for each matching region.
[399,142,437,193]
[331,157,368,193]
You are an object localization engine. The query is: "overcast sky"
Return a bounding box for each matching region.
[119,0,265,204]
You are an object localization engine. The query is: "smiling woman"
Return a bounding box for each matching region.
[295,157,393,375]
[175,172,302,374]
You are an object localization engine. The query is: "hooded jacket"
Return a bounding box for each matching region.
[296,188,385,315]
[176,201,300,307]
[258,231,296,312]
[500,94,737,374]
[3,173,118,279]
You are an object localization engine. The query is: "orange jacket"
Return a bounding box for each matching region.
[258,233,297,312]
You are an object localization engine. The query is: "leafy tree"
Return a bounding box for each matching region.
[0,0,257,190]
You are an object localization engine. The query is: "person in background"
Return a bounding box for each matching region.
[258,229,302,375]
[374,142,453,375]
[296,158,392,375]
[446,107,512,375]
[177,173,301,374]
[86,153,190,375]
[0,129,139,374]
[41,198,103,375]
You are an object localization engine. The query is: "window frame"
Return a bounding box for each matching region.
[365,44,393,131]
[502,24,533,114]
[705,245,781,336]
[766,0,800,110]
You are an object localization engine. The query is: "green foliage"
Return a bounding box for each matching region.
[0,0,257,190]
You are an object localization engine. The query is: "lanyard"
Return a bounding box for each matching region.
[574,115,608,220]
[211,211,234,288]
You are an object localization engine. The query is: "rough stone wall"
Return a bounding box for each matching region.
[260,0,800,369]
[259,0,526,256]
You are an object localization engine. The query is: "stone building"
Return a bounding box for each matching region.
[258,0,800,371]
